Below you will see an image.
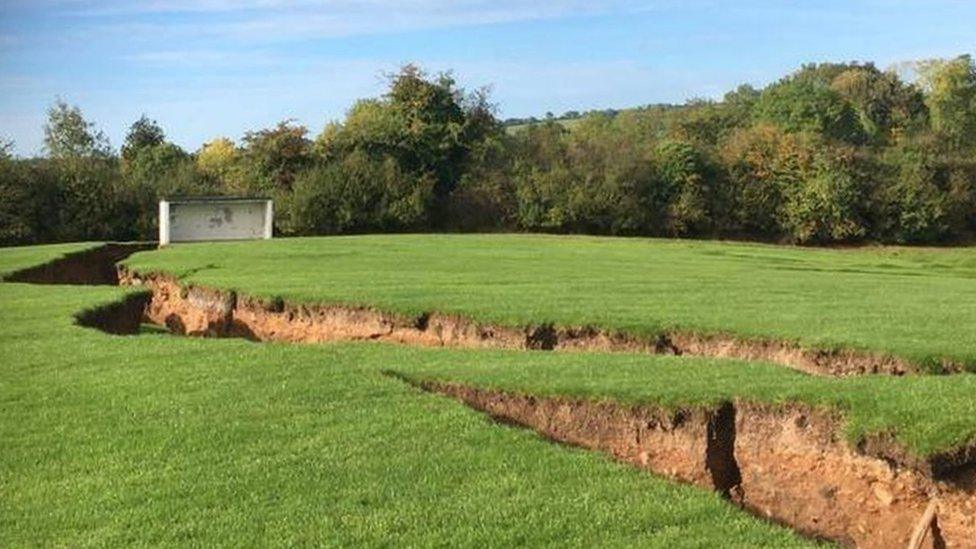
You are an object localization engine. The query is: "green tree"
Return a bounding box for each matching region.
[720,124,815,235]
[281,151,433,235]
[830,65,927,143]
[512,117,656,235]
[754,75,866,144]
[916,55,976,149]
[40,100,122,241]
[317,65,501,224]
[242,120,312,192]
[655,139,712,235]
[0,140,35,244]
[877,142,956,243]
[120,117,187,187]
[445,126,516,231]
[43,99,111,159]
[782,153,868,243]
[50,158,123,241]
[121,115,166,162]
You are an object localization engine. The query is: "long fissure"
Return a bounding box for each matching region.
[17,244,964,377]
[5,243,154,286]
[115,267,965,377]
[400,379,973,548]
[9,243,976,548]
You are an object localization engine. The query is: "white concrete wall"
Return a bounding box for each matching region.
[158,201,171,246]
[161,200,272,244]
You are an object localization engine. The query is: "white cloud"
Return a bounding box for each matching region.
[60,1,654,43]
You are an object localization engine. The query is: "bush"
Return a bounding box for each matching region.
[280,152,434,235]
[511,118,657,234]
[782,156,868,243]
[0,157,39,245]
[654,140,712,235]
[720,125,815,235]
[444,131,516,231]
[879,148,951,243]
[754,76,867,144]
[49,158,125,241]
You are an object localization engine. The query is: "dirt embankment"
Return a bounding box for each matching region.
[5,243,154,285]
[118,268,966,376]
[4,243,154,334]
[403,379,975,548]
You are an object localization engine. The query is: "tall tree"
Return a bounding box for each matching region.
[916,55,976,149]
[242,121,311,191]
[43,100,111,159]
[121,115,166,161]
[197,137,244,190]
[317,65,501,222]
[753,76,866,144]
[829,65,927,143]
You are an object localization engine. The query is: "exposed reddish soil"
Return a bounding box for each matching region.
[117,268,969,377]
[407,380,976,548]
[4,243,154,285]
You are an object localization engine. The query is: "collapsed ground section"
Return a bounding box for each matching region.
[5,243,153,285]
[119,268,963,376]
[404,379,975,548]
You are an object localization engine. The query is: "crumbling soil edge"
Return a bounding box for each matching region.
[395,376,975,549]
[119,267,968,377]
[115,267,976,472]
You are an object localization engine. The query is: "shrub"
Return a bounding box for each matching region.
[782,156,868,244]
[876,144,952,243]
[754,77,867,144]
[720,124,815,235]
[512,118,657,234]
[654,139,712,235]
[280,152,433,235]
[0,156,39,244]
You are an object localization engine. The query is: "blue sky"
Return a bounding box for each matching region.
[0,1,973,156]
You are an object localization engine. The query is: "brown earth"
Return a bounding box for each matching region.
[117,268,970,377]
[408,380,976,548]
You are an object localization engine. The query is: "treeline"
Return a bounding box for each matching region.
[2,58,975,246]
[502,107,627,127]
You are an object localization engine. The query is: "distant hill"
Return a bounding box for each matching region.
[502,104,684,132]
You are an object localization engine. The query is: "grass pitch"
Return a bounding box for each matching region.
[0,281,813,547]
[4,234,976,546]
[125,234,976,369]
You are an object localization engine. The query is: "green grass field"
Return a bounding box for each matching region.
[4,234,976,546]
[505,117,585,134]
[126,234,976,369]
[0,241,102,277]
[0,265,814,546]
